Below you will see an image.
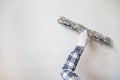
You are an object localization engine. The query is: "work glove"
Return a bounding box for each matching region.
[77,30,90,47]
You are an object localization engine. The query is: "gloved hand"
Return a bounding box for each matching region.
[77,30,90,47]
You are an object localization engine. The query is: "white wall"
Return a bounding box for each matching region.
[0,0,120,80]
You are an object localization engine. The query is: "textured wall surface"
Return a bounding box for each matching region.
[0,0,120,80]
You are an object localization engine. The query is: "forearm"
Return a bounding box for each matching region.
[60,30,89,80]
[62,46,84,71]
[60,46,84,80]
